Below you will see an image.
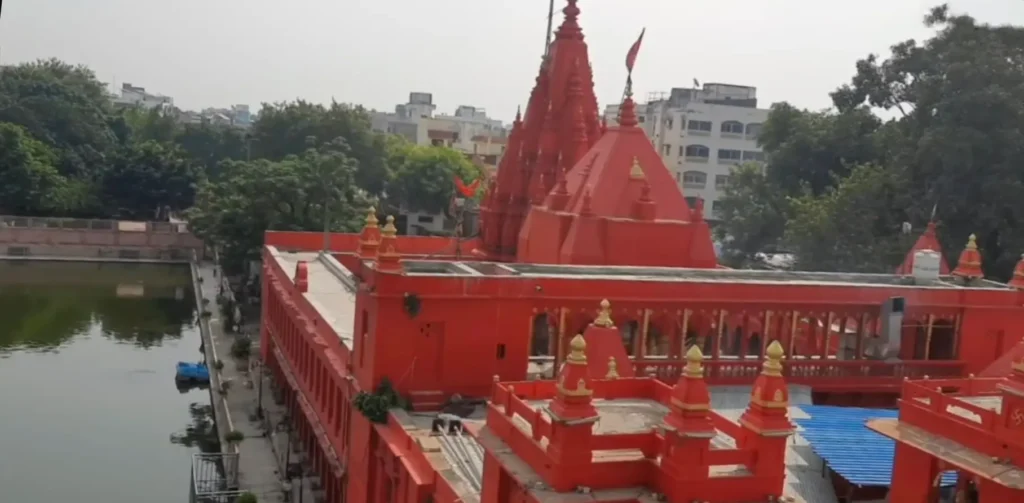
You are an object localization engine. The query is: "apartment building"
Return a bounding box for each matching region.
[372,92,510,235]
[605,83,769,220]
[110,83,173,110]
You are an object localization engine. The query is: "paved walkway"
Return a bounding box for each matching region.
[196,262,317,503]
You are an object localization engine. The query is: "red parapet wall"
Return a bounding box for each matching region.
[635,359,967,392]
[265,230,479,257]
[486,378,785,501]
[896,377,1022,460]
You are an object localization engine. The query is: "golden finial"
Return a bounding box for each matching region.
[966,234,977,250]
[593,299,615,328]
[566,334,588,364]
[605,356,620,379]
[381,215,397,237]
[364,206,379,228]
[684,345,704,378]
[629,156,645,179]
[762,340,785,377]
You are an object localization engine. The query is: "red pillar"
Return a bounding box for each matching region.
[977,479,1023,502]
[888,443,939,502]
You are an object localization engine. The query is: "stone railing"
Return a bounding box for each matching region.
[0,215,206,261]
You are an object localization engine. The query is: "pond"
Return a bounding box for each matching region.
[0,261,212,503]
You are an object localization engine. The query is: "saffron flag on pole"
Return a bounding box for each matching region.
[625,28,646,74]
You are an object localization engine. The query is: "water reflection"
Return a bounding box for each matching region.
[0,262,205,503]
[0,285,196,351]
[169,402,221,454]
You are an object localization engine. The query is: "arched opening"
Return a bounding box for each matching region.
[620,320,640,356]
[530,313,551,356]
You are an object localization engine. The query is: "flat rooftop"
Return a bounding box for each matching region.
[394,407,488,503]
[270,248,357,349]
[402,260,1013,291]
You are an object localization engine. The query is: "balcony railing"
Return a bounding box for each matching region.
[633,358,966,390]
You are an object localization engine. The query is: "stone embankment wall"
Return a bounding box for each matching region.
[0,215,206,261]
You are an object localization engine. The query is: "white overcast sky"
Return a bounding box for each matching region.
[2,1,1023,122]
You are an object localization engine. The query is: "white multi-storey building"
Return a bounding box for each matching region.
[605,83,769,220]
[372,92,510,235]
[111,83,173,110]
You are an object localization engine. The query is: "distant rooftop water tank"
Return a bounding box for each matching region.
[912,249,942,283]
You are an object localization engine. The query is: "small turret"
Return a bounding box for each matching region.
[357,206,380,259]
[1009,254,1024,289]
[376,215,402,273]
[663,345,714,435]
[739,341,793,435]
[548,334,598,421]
[952,234,983,280]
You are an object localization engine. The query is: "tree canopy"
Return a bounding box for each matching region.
[716,4,1024,279]
[0,58,488,273]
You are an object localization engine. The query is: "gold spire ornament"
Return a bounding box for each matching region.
[762,340,785,377]
[606,356,620,379]
[566,334,588,365]
[364,206,379,228]
[629,156,646,179]
[684,345,705,378]
[593,299,615,328]
[381,215,397,237]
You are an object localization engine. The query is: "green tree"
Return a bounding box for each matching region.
[385,141,484,215]
[187,140,368,274]
[249,100,391,194]
[120,106,181,144]
[759,103,883,196]
[712,163,790,267]
[99,141,201,220]
[0,122,68,215]
[0,59,117,176]
[174,123,248,178]
[828,4,1024,278]
[783,164,913,272]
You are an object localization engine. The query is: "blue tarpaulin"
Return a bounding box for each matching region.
[794,405,956,487]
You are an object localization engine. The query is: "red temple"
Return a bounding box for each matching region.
[256,2,1024,501]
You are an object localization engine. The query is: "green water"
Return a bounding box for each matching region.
[0,261,209,503]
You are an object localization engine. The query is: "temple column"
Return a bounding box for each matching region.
[712,310,726,360]
[923,314,935,360]
[978,479,1022,502]
[856,313,869,360]
[888,443,939,503]
[788,311,800,358]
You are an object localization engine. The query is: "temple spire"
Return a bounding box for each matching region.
[376,215,402,272]
[952,234,983,280]
[617,92,638,128]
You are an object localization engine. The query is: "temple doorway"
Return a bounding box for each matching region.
[530,313,551,357]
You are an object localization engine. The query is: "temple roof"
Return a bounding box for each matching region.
[558,96,692,220]
[896,222,949,275]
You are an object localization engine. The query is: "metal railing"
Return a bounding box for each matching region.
[190,453,241,503]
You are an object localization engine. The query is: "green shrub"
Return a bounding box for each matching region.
[225,430,245,443]
[230,338,252,359]
[235,491,257,503]
[353,377,409,424]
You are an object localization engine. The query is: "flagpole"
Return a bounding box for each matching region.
[623,28,646,102]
